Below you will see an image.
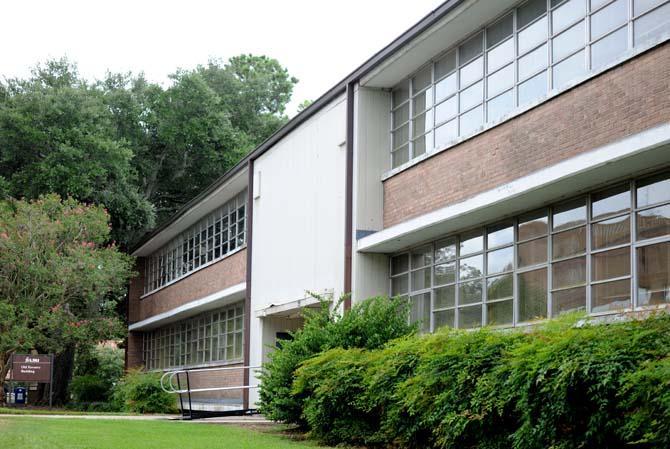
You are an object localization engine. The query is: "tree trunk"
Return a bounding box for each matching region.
[38,344,75,405]
[0,352,12,404]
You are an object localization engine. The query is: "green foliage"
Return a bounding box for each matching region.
[287,313,670,448]
[69,374,111,403]
[258,295,416,425]
[111,369,177,414]
[70,346,125,405]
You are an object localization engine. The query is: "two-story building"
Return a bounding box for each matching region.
[127,0,670,412]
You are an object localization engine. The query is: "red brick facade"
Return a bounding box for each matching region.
[383,42,670,228]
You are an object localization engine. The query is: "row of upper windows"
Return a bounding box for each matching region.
[390,170,670,332]
[390,0,670,169]
[143,190,247,295]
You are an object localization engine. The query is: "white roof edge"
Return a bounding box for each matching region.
[129,282,246,331]
[254,289,334,318]
[358,123,670,253]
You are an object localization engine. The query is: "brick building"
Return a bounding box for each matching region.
[127,0,670,411]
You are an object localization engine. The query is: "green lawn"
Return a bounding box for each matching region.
[0,416,327,449]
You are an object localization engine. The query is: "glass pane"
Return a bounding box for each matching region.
[637,242,670,306]
[487,300,514,326]
[435,50,457,79]
[435,284,456,309]
[413,111,433,138]
[518,237,548,267]
[552,286,586,315]
[634,3,670,45]
[459,31,484,63]
[435,96,458,124]
[434,308,455,329]
[413,89,433,114]
[391,254,409,274]
[392,145,409,168]
[553,0,585,32]
[592,246,631,281]
[552,256,586,289]
[435,119,458,147]
[393,103,409,128]
[413,133,432,157]
[591,0,627,39]
[519,16,548,55]
[392,123,409,148]
[553,226,587,259]
[435,237,457,262]
[488,246,515,274]
[460,80,484,111]
[637,172,670,207]
[553,50,586,89]
[459,305,482,329]
[590,0,610,9]
[637,205,670,240]
[460,255,484,279]
[518,0,548,29]
[518,70,548,105]
[634,0,666,14]
[460,280,483,304]
[591,215,630,250]
[592,279,631,312]
[592,184,631,220]
[591,26,628,69]
[412,66,432,92]
[460,230,484,255]
[488,222,514,247]
[519,210,549,240]
[553,20,585,62]
[553,198,587,231]
[487,14,514,48]
[488,274,514,300]
[487,63,515,98]
[487,38,515,73]
[519,43,548,80]
[412,268,431,291]
[410,293,431,333]
[412,245,433,268]
[460,105,484,135]
[460,56,484,88]
[435,262,457,286]
[392,81,409,107]
[487,90,515,122]
[519,268,548,321]
[435,72,458,102]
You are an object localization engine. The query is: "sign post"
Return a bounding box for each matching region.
[10,354,54,408]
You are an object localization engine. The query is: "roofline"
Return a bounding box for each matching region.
[130,0,465,254]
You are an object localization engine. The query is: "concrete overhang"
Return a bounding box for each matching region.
[132,168,248,257]
[254,290,333,319]
[128,282,246,331]
[357,124,670,254]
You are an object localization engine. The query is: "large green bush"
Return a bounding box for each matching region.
[289,313,670,448]
[70,346,125,406]
[111,369,178,414]
[258,295,416,425]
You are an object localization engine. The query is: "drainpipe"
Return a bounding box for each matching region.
[243,158,254,410]
[343,82,355,311]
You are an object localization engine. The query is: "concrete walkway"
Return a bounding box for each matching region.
[0,413,275,425]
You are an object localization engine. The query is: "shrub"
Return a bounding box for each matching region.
[111,369,178,414]
[69,374,112,403]
[259,295,415,425]
[70,346,124,406]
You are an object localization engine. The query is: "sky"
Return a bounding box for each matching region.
[1,0,444,115]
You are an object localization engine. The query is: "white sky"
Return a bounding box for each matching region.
[1,0,444,115]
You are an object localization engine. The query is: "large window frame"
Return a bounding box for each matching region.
[390,169,670,331]
[390,0,670,169]
[143,190,247,295]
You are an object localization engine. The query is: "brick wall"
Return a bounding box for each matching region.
[126,332,144,369]
[383,42,670,228]
[128,248,247,324]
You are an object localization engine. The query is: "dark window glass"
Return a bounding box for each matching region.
[553,198,587,231]
[552,256,586,289]
[391,254,409,274]
[459,280,483,304]
[637,205,670,240]
[519,268,548,321]
[592,247,630,281]
[518,237,548,267]
[435,285,456,309]
[519,210,548,240]
[487,274,513,300]
[637,242,670,307]
[592,279,630,312]
[592,215,630,249]
[592,184,630,220]
[459,305,482,329]
[434,309,455,329]
[552,287,586,315]
[637,172,670,207]
[553,226,586,259]
[487,300,514,326]
[435,262,457,286]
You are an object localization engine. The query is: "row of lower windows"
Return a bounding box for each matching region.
[143,303,244,370]
[391,0,670,168]
[390,170,670,332]
[143,190,247,294]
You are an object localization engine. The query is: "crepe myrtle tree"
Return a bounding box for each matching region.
[0,194,134,404]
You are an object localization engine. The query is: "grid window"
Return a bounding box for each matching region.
[390,170,670,330]
[144,190,247,294]
[389,0,670,169]
[143,302,244,370]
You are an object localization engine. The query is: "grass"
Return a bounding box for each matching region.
[0,416,327,449]
[0,407,137,416]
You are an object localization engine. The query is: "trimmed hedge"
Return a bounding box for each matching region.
[286,312,670,448]
[111,369,178,414]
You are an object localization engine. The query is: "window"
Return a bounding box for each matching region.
[390,170,670,330]
[143,190,247,294]
[389,0,670,169]
[143,302,244,370]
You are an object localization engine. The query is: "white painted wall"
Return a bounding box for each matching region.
[249,95,347,404]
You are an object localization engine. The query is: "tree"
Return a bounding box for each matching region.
[0,194,134,403]
[297,99,313,113]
